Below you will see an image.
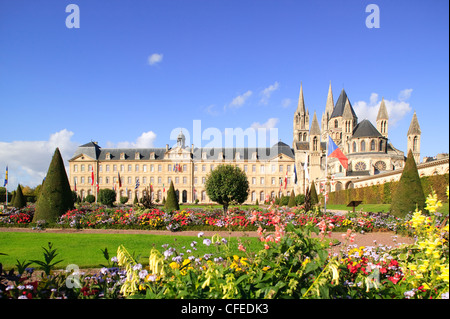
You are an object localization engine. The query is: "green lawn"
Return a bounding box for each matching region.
[325,203,449,214]
[0,232,264,270]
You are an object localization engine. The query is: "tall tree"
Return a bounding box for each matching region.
[390,150,426,217]
[288,190,296,208]
[13,184,26,209]
[205,164,249,213]
[164,181,179,212]
[33,148,74,223]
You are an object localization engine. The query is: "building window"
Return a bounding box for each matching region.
[334,120,338,128]
[260,165,265,174]
[183,177,187,184]
[313,136,318,151]
[353,142,357,153]
[128,165,132,172]
[251,191,256,202]
[120,164,124,172]
[260,177,264,185]
[361,140,366,152]
[106,165,110,172]
[74,165,78,172]
[252,177,256,185]
[413,136,418,151]
[370,140,376,151]
[158,165,162,172]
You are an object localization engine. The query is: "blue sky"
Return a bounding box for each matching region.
[0,0,448,189]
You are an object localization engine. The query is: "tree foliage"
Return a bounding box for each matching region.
[205,164,249,212]
[390,150,426,217]
[33,148,74,223]
[98,188,117,207]
[13,184,26,209]
[164,181,179,212]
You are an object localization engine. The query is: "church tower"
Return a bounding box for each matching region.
[293,83,310,146]
[407,111,421,163]
[376,98,389,139]
[309,111,322,182]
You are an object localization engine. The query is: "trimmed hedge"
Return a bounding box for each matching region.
[327,173,449,206]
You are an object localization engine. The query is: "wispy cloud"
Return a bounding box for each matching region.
[148,53,163,66]
[106,131,157,148]
[281,98,292,108]
[0,129,78,188]
[226,90,253,109]
[353,89,413,126]
[259,81,280,105]
[250,117,279,130]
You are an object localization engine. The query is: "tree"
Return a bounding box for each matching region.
[98,188,117,207]
[310,182,319,206]
[141,186,155,209]
[13,184,26,209]
[205,164,249,212]
[288,190,296,207]
[164,181,179,212]
[390,150,426,217]
[33,148,74,223]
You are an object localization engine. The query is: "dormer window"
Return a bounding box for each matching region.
[235,152,240,160]
[252,152,257,160]
[150,152,155,160]
[218,152,224,160]
[202,152,207,160]
[106,152,111,160]
[135,152,140,160]
[120,152,125,160]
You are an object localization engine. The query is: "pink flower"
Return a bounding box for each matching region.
[264,244,270,250]
[238,243,246,252]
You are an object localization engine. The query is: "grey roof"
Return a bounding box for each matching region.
[352,119,382,138]
[330,89,357,119]
[71,141,295,161]
[407,111,421,135]
[376,98,389,120]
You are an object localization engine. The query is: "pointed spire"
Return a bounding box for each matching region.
[377,97,389,120]
[325,81,334,117]
[407,111,421,135]
[296,82,306,114]
[310,111,321,135]
[342,98,353,119]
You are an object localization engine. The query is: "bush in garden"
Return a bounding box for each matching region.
[98,189,116,207]
[13,184,26,209]
[164,181,179,212]
[288,190,296,207]
[33,148,74,223]
[391,150,426,217]
[120,196,129,205]
[84,194,95,203]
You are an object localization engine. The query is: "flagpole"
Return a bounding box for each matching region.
[324,135,328,214]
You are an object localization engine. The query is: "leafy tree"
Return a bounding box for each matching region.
[33,148,74,223]
[13,184,26,209]
[141,186,155,209]
[98,188,117,207]
[164,181,179,212]
[205,164,249,212]
[390,150,426,217]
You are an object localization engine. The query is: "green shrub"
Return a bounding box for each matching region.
[98,188,117,207]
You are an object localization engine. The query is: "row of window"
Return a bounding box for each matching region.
[72,163,294,174]
[73,175,293,186]
[350,139,385,153]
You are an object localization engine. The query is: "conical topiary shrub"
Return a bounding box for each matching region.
[13,184,27,209]
[33,148,74,223]
[390,150,426,217]
[288,190,296,208]
[310,182,319,206]
[164,181,179,212]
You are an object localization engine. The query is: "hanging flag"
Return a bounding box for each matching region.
[96,182,99,193]
[284,170,288,190]
[118,172,122,188]
[163,183,165,193]
[91,169,95,186]
[74,180,77,192]
[303,153,309,183]
[135,178,140,189]
[292,164,297,185]
[3,166,8,187]
[173,164,177,172]
[150,183,153,192]
[328,136,348,169]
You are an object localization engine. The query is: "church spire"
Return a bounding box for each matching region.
[377,97,389,138]
[325,81,334,118]
[296,82,306,114]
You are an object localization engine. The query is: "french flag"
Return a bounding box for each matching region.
[328,136,348,170]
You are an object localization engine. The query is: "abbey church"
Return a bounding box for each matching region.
[69,83,434,204]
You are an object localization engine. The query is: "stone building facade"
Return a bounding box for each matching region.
[69,82,437,204]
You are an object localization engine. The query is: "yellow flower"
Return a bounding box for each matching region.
[425,191,443,214]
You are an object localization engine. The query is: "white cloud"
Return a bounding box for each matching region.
[204,104,220,116]
[227,90,252,109]
[250,118,279,130]
[353,89,413,126]
[398,88,413,101]
[148,53,163,66]
[259,81,280,105]
[0,129,78,188]
[108,131,157,149]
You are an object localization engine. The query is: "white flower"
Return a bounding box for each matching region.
[197,232,204,238]
[203,239,211,246]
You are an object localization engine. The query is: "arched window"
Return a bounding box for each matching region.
[313,136,318,151]
[361,140,366,152]
[251,191,256,202]
[303,132,307,141]
[334,120,338,128]
[353,142,357,153]
[260,191,264,202]
[370,139,376,151]
[413,136,418,151]
[379,140,384,152]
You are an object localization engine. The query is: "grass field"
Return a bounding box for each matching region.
[0,232,264,270]
[325,203,449,214]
